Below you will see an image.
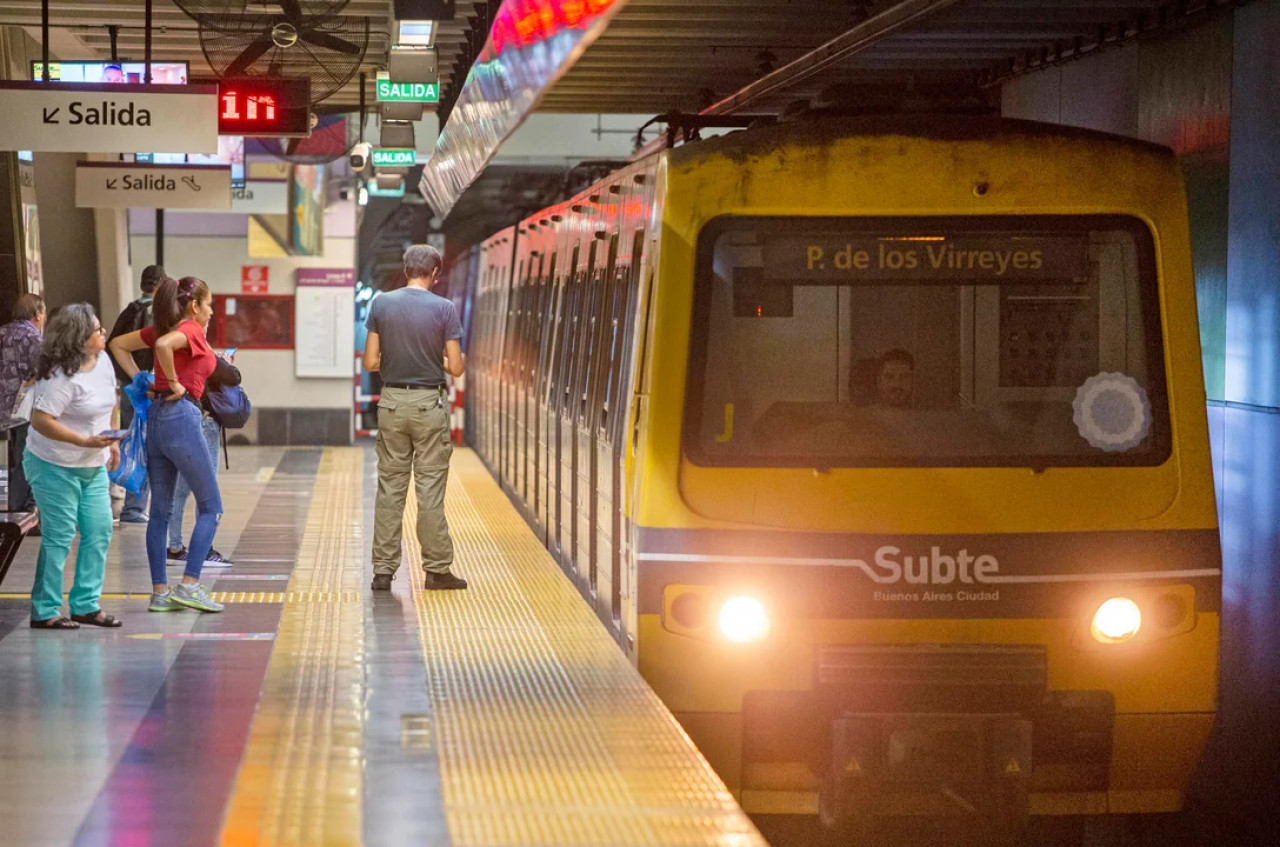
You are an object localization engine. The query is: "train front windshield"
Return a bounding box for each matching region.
[687,216,1171,468]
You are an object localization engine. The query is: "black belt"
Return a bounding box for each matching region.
[383,382,444,390]
[149,389,202,407]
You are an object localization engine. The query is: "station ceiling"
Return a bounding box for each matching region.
[432,0,1227,232]
[0,1,1228,118]
[543,0,1217,115]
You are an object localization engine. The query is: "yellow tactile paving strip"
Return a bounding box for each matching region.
[220,447,366,847]
[0,592,361,603]
[404,449,765,847]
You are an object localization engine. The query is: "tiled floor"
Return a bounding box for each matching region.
[4,432,1277,846]
[0,447,762,847]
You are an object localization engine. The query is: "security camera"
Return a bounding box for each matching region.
[350,142,371,171]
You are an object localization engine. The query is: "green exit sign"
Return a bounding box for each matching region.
[376,78,440,103]
[371,149,416,167]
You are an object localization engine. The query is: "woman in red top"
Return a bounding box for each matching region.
[109,276,224,613]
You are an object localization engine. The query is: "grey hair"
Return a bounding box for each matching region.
[404,244,443,280]
[36,303,98,380]
[13,293,45,322]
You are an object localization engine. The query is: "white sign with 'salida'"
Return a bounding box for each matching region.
[211,180,289,215]
[0,81,219,154]
[75,162,232,210]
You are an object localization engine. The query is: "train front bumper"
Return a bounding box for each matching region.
[638,608,1219,817]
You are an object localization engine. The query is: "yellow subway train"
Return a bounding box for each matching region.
[454,114,1220,836]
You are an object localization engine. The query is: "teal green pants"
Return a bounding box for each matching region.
[23,452,113,622]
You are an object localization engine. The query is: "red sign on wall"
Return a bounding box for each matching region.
[241,265,268,294]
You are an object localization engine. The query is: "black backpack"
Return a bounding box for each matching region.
[108,298,154,379]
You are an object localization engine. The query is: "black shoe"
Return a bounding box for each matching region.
[424,571,468,590]
[371,574,393,591]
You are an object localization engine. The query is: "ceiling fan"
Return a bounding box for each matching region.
[193,1,371,103]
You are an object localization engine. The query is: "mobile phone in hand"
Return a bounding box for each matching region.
[98,429,129,440]
[223,347,238,358]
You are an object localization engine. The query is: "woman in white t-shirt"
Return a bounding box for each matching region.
[24,304,123,629]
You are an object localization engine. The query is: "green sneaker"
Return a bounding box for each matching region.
[171,582,224,613]
[148,591,183,612]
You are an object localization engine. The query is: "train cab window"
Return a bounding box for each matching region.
[686,215,1170,468]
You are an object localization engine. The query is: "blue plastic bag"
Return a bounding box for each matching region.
[109,372,154,496]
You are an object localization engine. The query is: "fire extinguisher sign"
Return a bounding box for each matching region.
[241,265,268,293]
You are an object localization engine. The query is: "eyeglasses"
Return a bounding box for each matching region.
[94,326,107,336]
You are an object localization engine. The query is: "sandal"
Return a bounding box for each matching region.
[30,617,80,630]
[70,610,123,628]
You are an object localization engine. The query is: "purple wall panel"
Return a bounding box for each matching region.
[128,209,247,237]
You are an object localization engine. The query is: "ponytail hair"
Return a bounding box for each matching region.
[152,275,210,336]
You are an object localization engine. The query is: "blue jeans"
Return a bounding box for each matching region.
[22,454,113,621]
[118,399,149,521]
[169,415,221,550]
[146,398,222,584]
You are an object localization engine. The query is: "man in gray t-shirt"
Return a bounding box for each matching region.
[363,244,467,591]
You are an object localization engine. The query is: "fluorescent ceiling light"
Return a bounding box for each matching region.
[397,21,436,47]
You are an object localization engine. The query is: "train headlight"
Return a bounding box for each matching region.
[1091,597,1142,644]
[719,596,770,643]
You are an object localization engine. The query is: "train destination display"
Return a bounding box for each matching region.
[763,234,1090,281]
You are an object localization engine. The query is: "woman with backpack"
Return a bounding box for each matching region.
[166,349,240,568]
[109,276,225,614]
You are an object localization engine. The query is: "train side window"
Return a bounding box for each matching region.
[476,269,488,368]
[589,234,621,430]
[569,241,600,419]
[549,247,579,407]
[503,260,523,373]
[634,243,657,397]
[536,252,558,400]
[561,246,584,417]
[514,259,531,388]
[601,260,629,431]
[520,255,538,389]
[606,230,645,442]
[578,244,610,426]
[485,263,499,369]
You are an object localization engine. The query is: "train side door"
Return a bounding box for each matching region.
[524,253,544,520]
[594,233,632,624]
[512,260,530,505]
[578,235,616,602]
[563,242,597,581]
[550,246,580,564]
[621,233,658,651]
[599,232,640,629]
[535,253,559,544]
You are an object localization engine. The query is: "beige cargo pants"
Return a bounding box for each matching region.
[372,386,454,575]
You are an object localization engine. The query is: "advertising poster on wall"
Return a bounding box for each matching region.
[295,268,355,378]
[291,164,325,256]
[18,156,42,295]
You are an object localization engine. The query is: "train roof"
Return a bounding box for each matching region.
[665,113,1177,168]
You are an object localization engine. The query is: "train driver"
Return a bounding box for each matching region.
[873,348,915,409]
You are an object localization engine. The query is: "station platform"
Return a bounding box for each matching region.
[0,447,763,847]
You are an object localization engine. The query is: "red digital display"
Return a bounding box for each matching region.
[222,91,275,121]
[216,78,311,137]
